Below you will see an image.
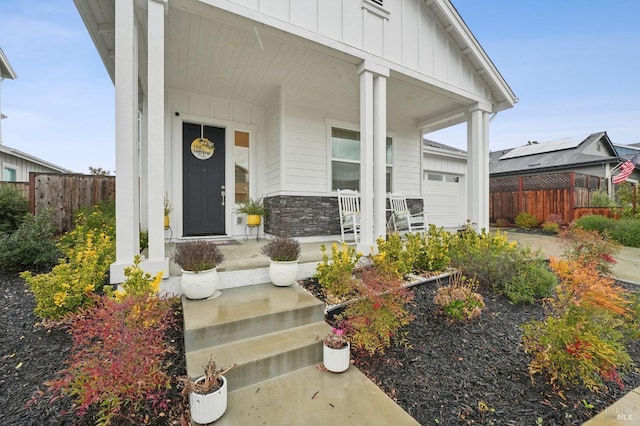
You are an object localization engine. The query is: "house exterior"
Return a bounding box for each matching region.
[489,132,639,223]
[73,0,517,283]
[0,144,72,182]
[422,139,467,229]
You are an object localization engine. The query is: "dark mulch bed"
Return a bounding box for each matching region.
[302,277,640,425]
[3,267,639,425]
[0,271,187,425]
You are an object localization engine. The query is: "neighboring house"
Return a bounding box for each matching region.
[0,144,72,182]
[422,139,467,229]
[489,132,639,223]
[73,0,517,283]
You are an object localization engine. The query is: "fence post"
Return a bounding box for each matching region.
[569,172,576,222]
[28,172,36,215]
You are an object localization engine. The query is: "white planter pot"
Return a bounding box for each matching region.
[323,342,350,373]
[269,260,299,287]
[189,375,227,424]
[181,267,219,300]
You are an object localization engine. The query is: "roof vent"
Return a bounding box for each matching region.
[370,0,383,5]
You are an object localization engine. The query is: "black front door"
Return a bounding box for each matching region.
[183,122,225,236]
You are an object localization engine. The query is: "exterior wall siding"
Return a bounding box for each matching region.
[224,0,486,99]
[0,152,65,182]
[263,89,282,193]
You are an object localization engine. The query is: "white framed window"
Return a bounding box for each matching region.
[3,164,18,182]
[331,127,392,192]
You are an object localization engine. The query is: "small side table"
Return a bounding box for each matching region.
[244,224,260,242]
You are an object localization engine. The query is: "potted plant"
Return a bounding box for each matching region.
[237,197,265,226]
[318,327,350,373]
[164,193,173,229]
[172,240,224,299]
[260,236,301,286]
[181,358,236,424]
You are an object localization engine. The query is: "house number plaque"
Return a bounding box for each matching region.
[191,137,215,160]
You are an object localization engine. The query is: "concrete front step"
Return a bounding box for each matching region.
[183,284,325,352]
[207,365,420,426]
[186,321,331,391]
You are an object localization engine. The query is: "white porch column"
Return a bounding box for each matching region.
[143,0,169,277]
[466,105,491,231]
[111,0,139,283]
[357,61,389,253]
[373,72,387,242]
[358,67,374,253]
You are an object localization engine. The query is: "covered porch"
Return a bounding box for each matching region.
[74,0,516,284]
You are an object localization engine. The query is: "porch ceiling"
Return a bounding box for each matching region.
[75,0,472,127]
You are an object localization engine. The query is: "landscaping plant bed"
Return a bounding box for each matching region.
[3,265,638,425]
[302,277,640,425]
[0,271,187,425]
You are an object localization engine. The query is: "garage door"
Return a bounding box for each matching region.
[423,172,463,228]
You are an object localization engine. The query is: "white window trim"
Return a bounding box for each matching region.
[325,119,394,192]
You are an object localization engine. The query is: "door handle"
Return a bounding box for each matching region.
[221,185,226,206]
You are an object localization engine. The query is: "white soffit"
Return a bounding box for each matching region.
[500,135,588,160]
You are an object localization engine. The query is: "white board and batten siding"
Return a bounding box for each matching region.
[283,93,422,195]
[226,0,487,99]
[0,151,68,182]
[423,151,467,229]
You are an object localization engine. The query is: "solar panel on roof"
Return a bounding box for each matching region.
[500,135,587,160]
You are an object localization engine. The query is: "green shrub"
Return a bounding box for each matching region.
[434,272,484,321]
[503,260,557,304]
[541,221,560,234]
[574,214,615,235]
[315,243,361,304]
[514,212,539,229]
[450,229,554,303]
[0,210,60,272]
[608,218,640,248]
[21,201,116,319]
[589,190,616,207]
[58,200,116,254]
[372,233,412,278]
[21,229,115,319]
[404,225,452,273]
[0,184,29,233]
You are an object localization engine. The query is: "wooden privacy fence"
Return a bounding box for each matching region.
[29,173,115,233]
[490,172,602,224]
[0,181,29,198]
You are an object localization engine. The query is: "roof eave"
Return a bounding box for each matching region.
[0,47,18,80]
[434,0,518,110]
[0,145,73,174]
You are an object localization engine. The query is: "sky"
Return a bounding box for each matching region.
[0,1,639,173]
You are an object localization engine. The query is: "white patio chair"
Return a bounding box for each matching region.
[337,189,361,244]
[388,192,427,234]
